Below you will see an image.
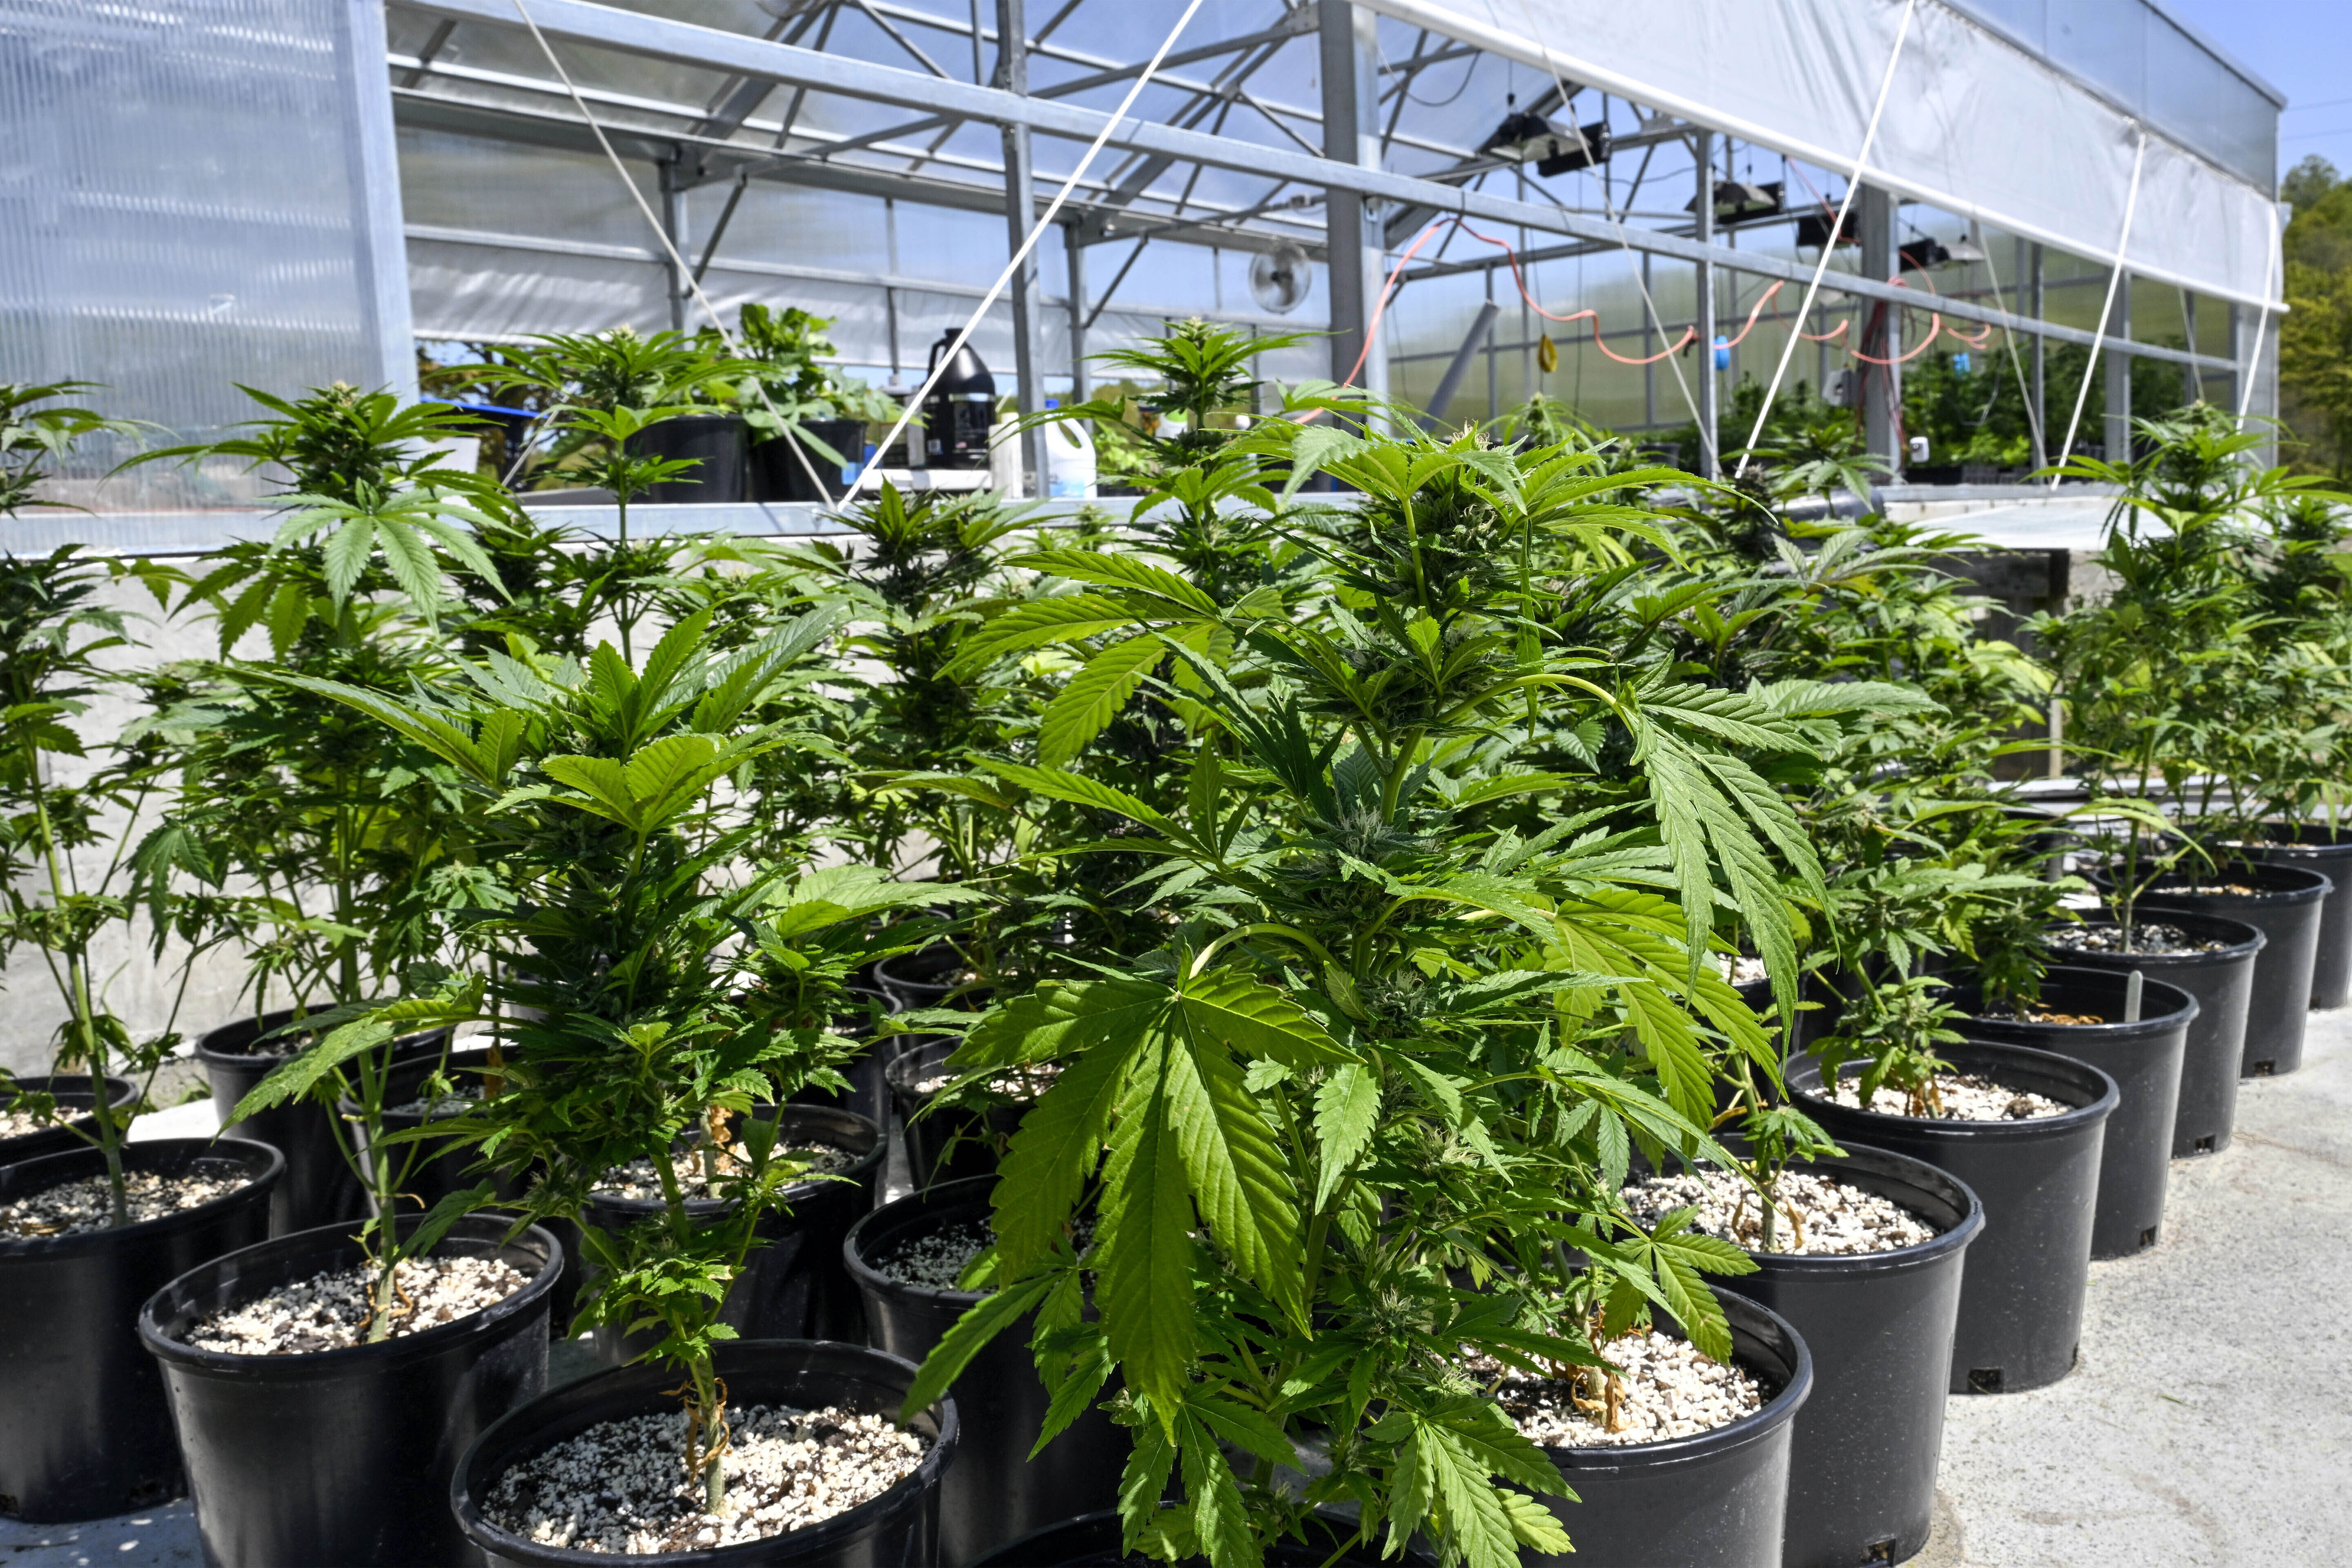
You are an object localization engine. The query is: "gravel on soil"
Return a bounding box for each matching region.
[386,1087,480,1118]
[0,1167,249,1238]
[1830,1070,2069,1121]
[2047,922,2229,956]
[595,1142,855,1202]
[1724,955,1770,986]
[1623,1169,1937,1255]
[871,1219,993,1291]
[1467,1330,1763,1448]
[484,1403,929,1555]
[183,1254,530,1353]
[909,1062,1060,1098]
[2165,883,2259,897]
[0,1106,61,1139]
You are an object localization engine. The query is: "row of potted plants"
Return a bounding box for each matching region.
[0,327,2345,1568]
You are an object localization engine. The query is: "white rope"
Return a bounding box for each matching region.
[2237,209,2282,423]
[1732,0,1917,479]
[508,0,840,511]
[847,0,1208,498]
[2049,127,2148,485]
[1501,0,1703,445]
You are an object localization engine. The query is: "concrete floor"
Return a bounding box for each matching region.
[1916,1005,2352,1567]
[7,1020,2347,1566]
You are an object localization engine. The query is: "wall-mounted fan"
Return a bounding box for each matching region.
[1248,240,1310,316]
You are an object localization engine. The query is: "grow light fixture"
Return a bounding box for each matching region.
[1797,205,1857,249]
[1899,238,1951,270]
[1688,181,1784,226]
[1481,109,1613,174]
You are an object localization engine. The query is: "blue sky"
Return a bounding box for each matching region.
[2160,0,2352,193]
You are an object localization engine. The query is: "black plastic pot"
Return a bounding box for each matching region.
[1788,1042,2115,1393]
[349,1046,531,1211]
[140,1214,561,1567]
[582,1106,882,1364]
[452,1339,957,1567]
[0,1138,280,1521]
[845,1178,1126,1565]
[873,944,990,1011]
[2041,913,2263,1156]
[751,418,867,502]
[1528,1290,1811,1568]
[2096,861,2330,1076]
[1711,1144,1982,1568]
[197,1007,450,1235]
[2241,824,2352,1009]
[0,1073,136,1168]
[624,412,751,503]
[884,1038,1030,1192]
[1958,966,2192,1259]
[967,1509,1433,1566]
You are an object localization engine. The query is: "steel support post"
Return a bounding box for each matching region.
[1318,0,1385,403]
[1693,131,1718,477]
[996,0,1046,495]
[2103,272,2132,463]
[1066,225,1089,403]
[1858,184,1901,477]
[659,158,688,332]
[2028,241,2047,468]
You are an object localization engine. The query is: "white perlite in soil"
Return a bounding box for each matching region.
[872,1220,991,1291]
[1623,1169,1936,1256]
[2048,922,2227,956]
[1723,955,1770,986]
[910,1062,1061,1098]
[595,1143,855,1202]
[0,1106,58,1139]
[1831,1071,2069,1121]
[485,1403,928,1555]
[1468,1332,1762,1448]
[386,1087,480,1118]
[183,1255,530,1353]
[0,1168,248,1238]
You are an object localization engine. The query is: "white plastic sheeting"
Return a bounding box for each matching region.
[1356,0,2283,312]
[0,0,413,508]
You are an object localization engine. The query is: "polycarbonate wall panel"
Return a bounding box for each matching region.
[0,0,412,513]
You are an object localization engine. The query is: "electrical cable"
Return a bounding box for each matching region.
[2050,126,2148,485]
[1733,0,1918,478]
[1491,0,1706,439]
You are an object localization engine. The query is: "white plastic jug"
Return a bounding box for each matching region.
[1045,419,1097,499]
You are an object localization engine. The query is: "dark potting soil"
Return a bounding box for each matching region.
[1828,1071,2069,1121]
[2046,921,2230,956]
[0,1166,251,1237]
[1975,1004,2107,1026]
[483,1403,929,1554]
[1621,1170,1936,1256]
[593,1142,855,1202]
[1464,1331,1762,1448]
[183,1254,530,1353]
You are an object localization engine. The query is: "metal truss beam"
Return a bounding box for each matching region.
[396,0,2232,374]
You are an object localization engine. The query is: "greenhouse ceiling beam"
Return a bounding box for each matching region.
[692,15,1310,193]
[395,0,2233,373]
[390,88,1325,261]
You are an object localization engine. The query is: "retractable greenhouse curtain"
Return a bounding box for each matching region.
[1357,0,2284,312]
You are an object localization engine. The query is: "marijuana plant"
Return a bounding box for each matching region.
[898,418,1819,1568]
[277,604,908,1502]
